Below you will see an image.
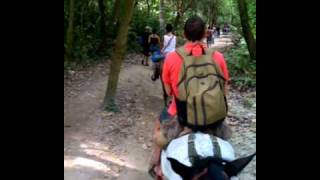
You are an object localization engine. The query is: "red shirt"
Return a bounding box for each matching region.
[162,42,230,115]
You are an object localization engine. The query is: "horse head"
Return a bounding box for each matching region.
[168,152,256,180]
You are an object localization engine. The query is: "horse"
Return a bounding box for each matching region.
[158,132,256,180]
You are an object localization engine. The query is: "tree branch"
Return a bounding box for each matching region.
[184,0,194,12]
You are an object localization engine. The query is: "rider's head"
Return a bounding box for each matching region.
[152,28,157,34]
[145,26,151,33]
[166,24,173,33]
[184,16,206,42]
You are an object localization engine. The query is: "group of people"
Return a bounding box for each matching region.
[140,24,177,105]
[206,23,231,48]
[140,17,254,180]
[223,23,231,34]
[140,24,176,67]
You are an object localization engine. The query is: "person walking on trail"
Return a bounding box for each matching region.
[150,49,164,81]
[149,28,161,54]
[161,24,176,57]
[149,16,232,179]
[141,26,151,66]
[215,25,221,38]
[148,28,163,82]
[212,25,216,44]
[151,24,176,106]
[206,25,213,48]
[223,23,230,34]
[157,24,177,105]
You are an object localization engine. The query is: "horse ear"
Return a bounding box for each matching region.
[167,158,193,179]
[224,152,256,177]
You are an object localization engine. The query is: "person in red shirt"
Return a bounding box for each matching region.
[149,16,232,179]
[163,17,230,121]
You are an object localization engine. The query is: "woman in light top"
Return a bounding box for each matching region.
[161,24,176,57]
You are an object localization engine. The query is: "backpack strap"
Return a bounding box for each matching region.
[162,35,174,52]
[175,46,189,99]
[187,43,206,56]
[175,46,189,59]
[209,135,222,158]
[188,133,199,165]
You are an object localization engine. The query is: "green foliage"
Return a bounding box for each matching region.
[217,0,237,24]
[125,1,161,53]
[176,36,186,47]
[64,0,256,75]
[64,0,112,65]
[131,3,160,35]
[224,39,256,90]
[247,0,256,37]
[127,28,142,53]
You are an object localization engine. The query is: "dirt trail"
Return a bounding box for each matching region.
[64,35,256,180]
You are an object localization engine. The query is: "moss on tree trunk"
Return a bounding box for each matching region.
[65,0,75,62]
[238,0,256,60]
[103,0,136,111]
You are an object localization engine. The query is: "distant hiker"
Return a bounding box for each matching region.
[216,26,221,38]
[148,28,162,82]
[161,24,176,58]
[151,49,165,81]
[151,24,176,106]
[155,24,177,105]
[206,26,213,48]
[223,23,230,34]
[149,28,161,54]
[211,25,217,45]
[141,26,151,66]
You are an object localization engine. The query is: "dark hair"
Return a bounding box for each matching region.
[166,24,173,33]
[152,28,157,34]
[184,16,206,42]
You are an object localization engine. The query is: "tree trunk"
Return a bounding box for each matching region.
[79,5,85,55]
[103,0,136,110]
[112,0,121,24]
[97,0,108,52]
[211,12,217,26]
[210,0,218,26]
[65,0,75,62]
[159,0,165,39]
[110,0,122,40]
[208,7,212,26]
[146,0,150,16]
[238,0,256,60]
[173,12,181,30]
[173,0,194,30]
